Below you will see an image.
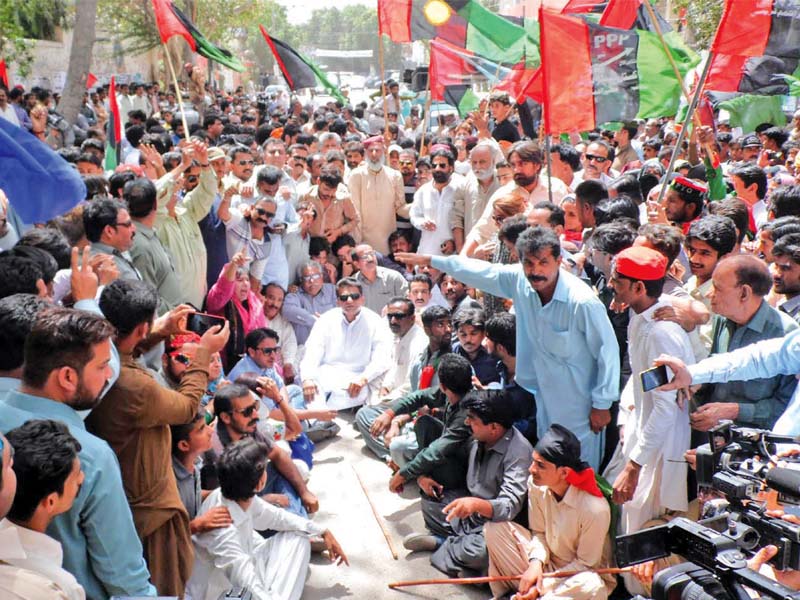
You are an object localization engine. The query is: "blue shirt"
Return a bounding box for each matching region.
[282,284,338,345]
[699,301,798,429]
[431,255,620,470]
[689,328,800,436]
[199,193,229,291]
[226,354,285,390]
[0,390,156,600]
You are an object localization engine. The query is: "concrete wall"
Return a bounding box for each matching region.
[8,28,159,91]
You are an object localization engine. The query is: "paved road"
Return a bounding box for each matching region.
[301,411,487,600]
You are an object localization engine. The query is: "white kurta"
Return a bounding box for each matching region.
[621,297,695,534]
[410,179,458,255]
[188,489,326,600]
[299,307,393,397]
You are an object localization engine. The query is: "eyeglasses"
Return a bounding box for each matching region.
[387,312,412,320]
[338,292,362,301]
[432,163,450,170]
[302,273,323,282]
[356,251,375,260]
[399,160,414,166]
[232,402,259,417]
[255,346,281,355]
[114,220,134,228]
[237,159,254,166]
[171,353,191,365]
[186,175,199,183]
[585,154,609,164]
[291,155,306,161]
[255,207,276,219]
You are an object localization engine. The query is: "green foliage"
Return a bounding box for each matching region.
[0,0,68,77]
[291,6,405,74]
[673,0,724,49]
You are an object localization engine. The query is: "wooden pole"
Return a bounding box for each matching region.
[388,567,632,589]
[163,41,190,142]
[543,104,553,204]
[352,466,398,560]
[378,36,389,140]
[655,51,715,206]
[419,71,432,156]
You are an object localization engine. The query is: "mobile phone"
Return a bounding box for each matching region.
[640,365,669,392]
[186,312,226,335]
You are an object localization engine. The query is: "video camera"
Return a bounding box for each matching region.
[615,421,800,599]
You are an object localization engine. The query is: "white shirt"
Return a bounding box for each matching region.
[383,324,428,400]
[622,297,695,514]
[265,312,299,367]
[188,489,325,600]
[0,104,20,126]
[223,208,272,282]
[0,519,85,600]
[300,306,393,390]
[410,179,458,255]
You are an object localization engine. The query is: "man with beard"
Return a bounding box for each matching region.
[396,226,620,470]
[348,136,409,255]
[86,280,230,597]
[356,305,453,462]
[664,176,706,235]
[411,148,460,256]
[379,297,428,401]
[0,307,157,599]
[452,141,502,251]
[397,148,418,237]
[462,141,568,257]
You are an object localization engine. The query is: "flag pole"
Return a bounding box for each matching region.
[419,69,432,156]
[378,35,389,140]
[641,0,714,156]
[655,51,714,206]
[163,41,191,142]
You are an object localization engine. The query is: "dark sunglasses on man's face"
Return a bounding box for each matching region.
[387,312,412,320]
[232,402,259,418]
[255,207,276,219]
[186,175,199,183]
[237,159,254,166]
[171,353,191,365]
[584,154,608,164]
[338,292,362,302]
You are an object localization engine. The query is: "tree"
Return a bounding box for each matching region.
[59,0,98,125]
[673,0,724,49]
[0,0,68,78]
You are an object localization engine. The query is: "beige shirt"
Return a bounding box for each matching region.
[526,482,615,591]
[450,173,502,238]
[465,177,569,248]
[348,165,409,255]
[383,324,428,400]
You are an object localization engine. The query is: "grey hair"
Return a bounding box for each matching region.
[297,259,323,282]
[319,132,341,146]
[470,139,503,167]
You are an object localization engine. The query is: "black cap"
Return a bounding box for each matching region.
[741,134,762,148]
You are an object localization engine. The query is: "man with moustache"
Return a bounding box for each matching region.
[379,297,428,401]
[348,136,409,255]
[451,140,502,251]
[262,282,298,383]
[461,141,568,257]
[222,146,257,207]
[411,148,460,256]
[0,308,157,599]
[441,274,480,314]
[397,226,619,470]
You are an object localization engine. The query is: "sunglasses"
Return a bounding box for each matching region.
[186,175,199,183]
[232,402,259,417]
[171,353,191,365]
[302,273,323,282]
[585,154,608,163]
[114,220,134,228]
[255,207,276,219]
[256,346,281,355]
[399,160,414,166]
[338,292,362,301]
[387,312,412,320]
[237,159,254,166]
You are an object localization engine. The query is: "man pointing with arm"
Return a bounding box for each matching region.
[396,225,619,470]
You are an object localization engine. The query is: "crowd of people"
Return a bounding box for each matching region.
[3,66,800,600]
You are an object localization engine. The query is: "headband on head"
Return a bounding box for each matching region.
[670,176,707,204]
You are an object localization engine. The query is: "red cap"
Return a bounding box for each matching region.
[615,246,667,281]
[363,135,384,148]
[168,332,202,354]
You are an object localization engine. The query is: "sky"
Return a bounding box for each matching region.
[275,0,373,25]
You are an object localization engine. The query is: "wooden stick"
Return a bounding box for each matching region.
[352,465,398,560]
[419,72,432,156]
[163,41,190,142]
[378,36,389,141]
[387,567,632,589]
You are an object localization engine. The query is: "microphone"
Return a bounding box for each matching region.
[766,467,800,498]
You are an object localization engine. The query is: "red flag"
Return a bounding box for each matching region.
[378,0,412,42]
[0,60,8,89]
[150,0,196,50]
[496,66,543,103]
[539,8,595,134]
[86,73,98,89]
[105,76,122,171]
